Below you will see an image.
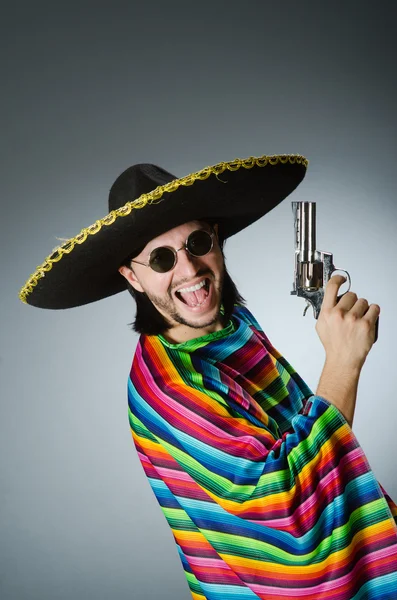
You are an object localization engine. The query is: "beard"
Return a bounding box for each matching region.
[143,265,225,331]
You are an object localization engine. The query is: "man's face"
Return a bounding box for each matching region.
[118,220,226,343]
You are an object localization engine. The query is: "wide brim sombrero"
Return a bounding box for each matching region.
[19,153,308,309]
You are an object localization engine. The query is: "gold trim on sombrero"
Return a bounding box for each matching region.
[18,153,308,304]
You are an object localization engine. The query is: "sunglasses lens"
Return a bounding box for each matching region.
[149,247,176,273]
[187,230,213,256]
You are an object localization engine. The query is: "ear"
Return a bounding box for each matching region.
[118,265,145,293]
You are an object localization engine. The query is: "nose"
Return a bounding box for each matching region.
[175,246,202,276]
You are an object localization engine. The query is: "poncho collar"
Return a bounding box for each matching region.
[149,304,314,438]
[157,312,237,351]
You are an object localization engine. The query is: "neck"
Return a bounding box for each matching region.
[160,317,226,344]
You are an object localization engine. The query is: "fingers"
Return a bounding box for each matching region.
[323,274,380,321]
[318,275,380,366]
[348,297,369,317]
[337,292,359,311]
[342,297,380,322]
[322,275,347,310]
[362,303,381,322]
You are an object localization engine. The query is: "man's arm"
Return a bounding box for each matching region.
[316,361,361,427]
[314,274,380,428]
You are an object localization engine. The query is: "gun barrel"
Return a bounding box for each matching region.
[292,202,317,262]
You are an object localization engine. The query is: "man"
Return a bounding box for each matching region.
[19,155,397,599]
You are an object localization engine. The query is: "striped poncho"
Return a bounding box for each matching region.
[127,304,397,599]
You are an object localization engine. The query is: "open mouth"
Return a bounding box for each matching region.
[175,278,211,308]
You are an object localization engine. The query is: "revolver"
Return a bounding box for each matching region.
[290,202,378,343]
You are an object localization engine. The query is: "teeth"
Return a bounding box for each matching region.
[177,279,207,294]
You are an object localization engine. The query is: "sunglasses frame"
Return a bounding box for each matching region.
[130,228,216,273]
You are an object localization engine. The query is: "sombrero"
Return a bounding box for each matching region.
[18,153,308,309]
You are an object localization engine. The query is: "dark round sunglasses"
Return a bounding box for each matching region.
[130,229,216,273]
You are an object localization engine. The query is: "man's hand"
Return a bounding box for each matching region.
[315,274,380,371]
[314,275,380,427]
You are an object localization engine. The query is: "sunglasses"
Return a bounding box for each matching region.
[130,229,216,273]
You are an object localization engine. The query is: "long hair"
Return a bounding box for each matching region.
[120,220,247,335]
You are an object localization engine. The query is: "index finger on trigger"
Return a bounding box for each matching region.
[322,275,347,311]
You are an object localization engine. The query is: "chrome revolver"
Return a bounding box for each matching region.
[290,202,378,343]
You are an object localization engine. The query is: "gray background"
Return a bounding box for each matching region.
[1,1,396,599]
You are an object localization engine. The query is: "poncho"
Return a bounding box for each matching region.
[127,304,397,599]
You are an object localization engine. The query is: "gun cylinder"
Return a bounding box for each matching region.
[297,261,323,290]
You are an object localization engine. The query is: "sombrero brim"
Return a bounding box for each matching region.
[19,154,308,309]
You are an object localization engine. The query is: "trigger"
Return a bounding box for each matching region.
[303,302,310,317]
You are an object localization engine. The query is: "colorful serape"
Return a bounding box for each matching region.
[128,304,397,599]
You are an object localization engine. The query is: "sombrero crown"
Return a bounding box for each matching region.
[19,154,308,309]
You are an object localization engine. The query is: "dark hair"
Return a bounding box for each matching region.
[120,220,247,335]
